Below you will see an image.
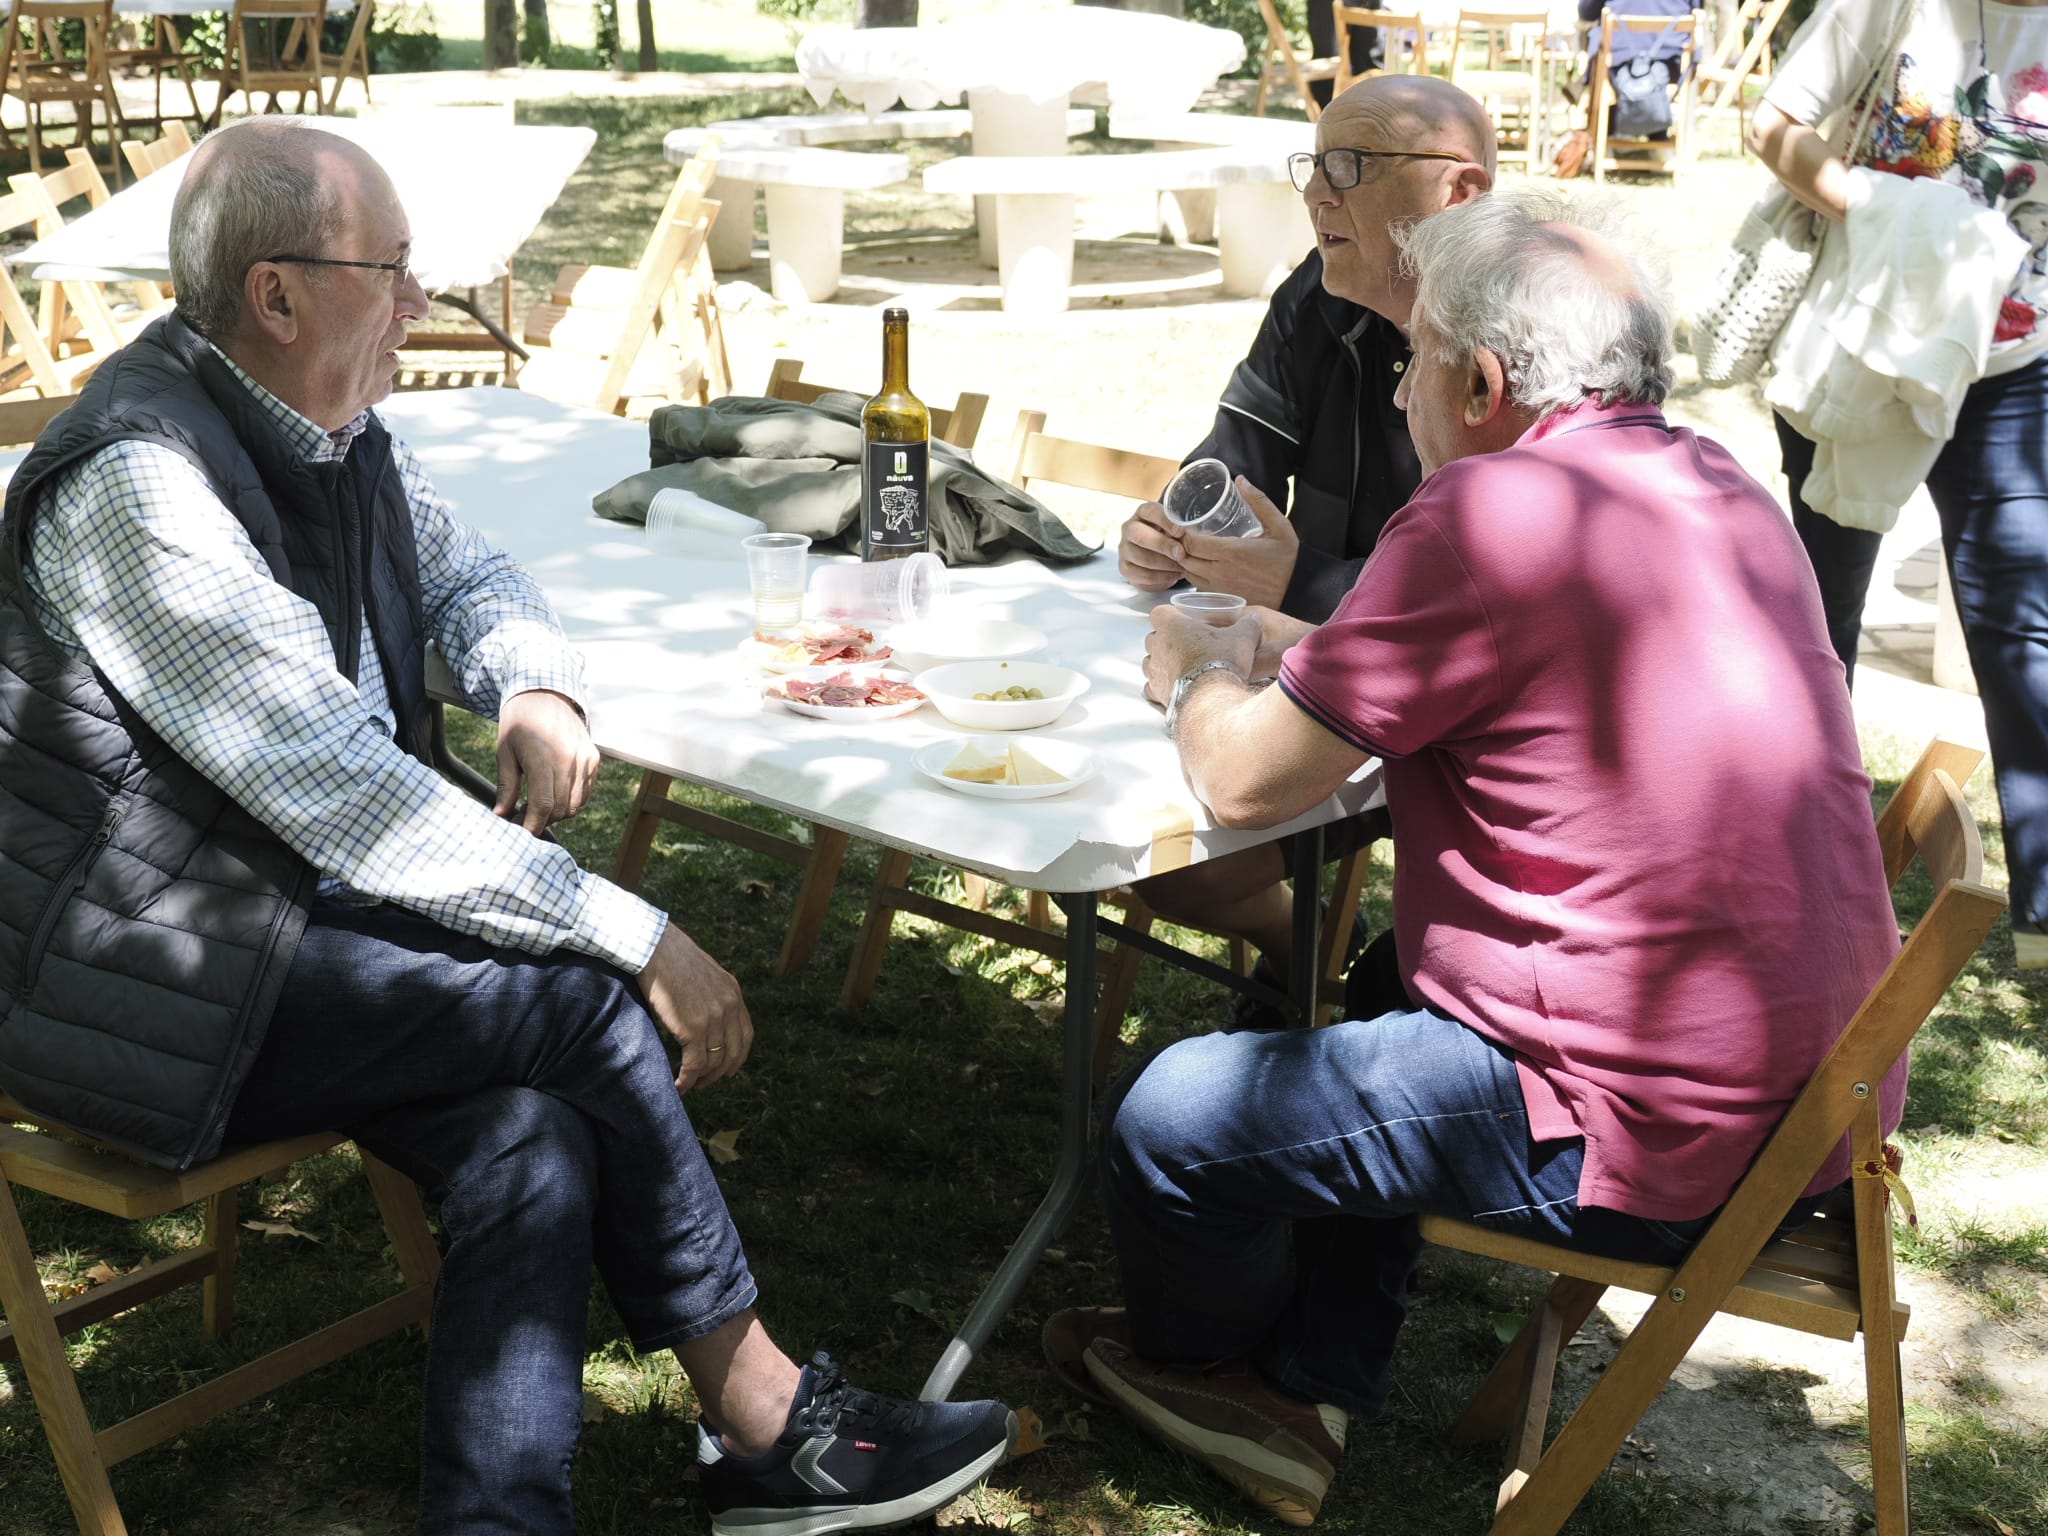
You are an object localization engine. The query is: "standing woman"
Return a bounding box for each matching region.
[1752,0,2048,966]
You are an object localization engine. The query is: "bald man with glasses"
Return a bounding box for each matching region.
[1109,75,1496,1017]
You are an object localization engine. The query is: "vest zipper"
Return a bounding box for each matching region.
[20,802,123,998]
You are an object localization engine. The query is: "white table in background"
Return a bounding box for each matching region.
[797,9,1245,277]
[377,385,1381,1400]
[12,119,593,356]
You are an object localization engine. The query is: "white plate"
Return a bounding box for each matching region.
[915,736,1096,800]
[885,619,1047,672]
[765,675,926,721]
[741,626,895,675]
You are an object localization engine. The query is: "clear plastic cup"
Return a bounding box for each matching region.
[646,486,764,557]
[741,532,810,632]
[1162,459,1263,540]
[1170,590,1248,625]
[807,553,948,625]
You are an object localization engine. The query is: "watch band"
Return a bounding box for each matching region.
[1165,659,1244,740]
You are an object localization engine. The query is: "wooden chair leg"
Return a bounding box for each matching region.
[1026,890,1052,930]
[778,826,851,976]
[0,1173,128,1536]
[842,848,914,1009]
[361,1151,440,1291]
[612,770,674,891]
[961,873,992,911]
[1851,1111,1909,1536]
[1094,895,1159,1086]
[1317,847,1372,1026]
[1498,1288,1570,1513]
[1453,1274,1607,1445]
[201,1186,236,1340]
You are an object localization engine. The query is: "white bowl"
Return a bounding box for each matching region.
[884,619,1046,672]
[915,659,1090,731]
[916,736,1097,800]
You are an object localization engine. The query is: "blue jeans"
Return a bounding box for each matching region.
[1100,1011,1709,1420]
[1778,354,2048,926]
[226,899,759,1535]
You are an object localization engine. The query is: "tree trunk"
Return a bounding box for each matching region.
[635,0,657,70]
[521,0,550,63]
[855,0,917,25]
[483,0,519,67]
[1075,0,1184,14]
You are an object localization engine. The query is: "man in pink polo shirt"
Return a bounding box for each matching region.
[1050,192,1901,1526]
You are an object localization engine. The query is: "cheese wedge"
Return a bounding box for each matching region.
[1007,744,1066,787]
[944,742,1012,784]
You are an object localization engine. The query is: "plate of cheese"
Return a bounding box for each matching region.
[915,736,1096,800]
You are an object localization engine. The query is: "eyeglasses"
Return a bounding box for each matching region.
[1287,148,1470,192]
[262,254,415,287]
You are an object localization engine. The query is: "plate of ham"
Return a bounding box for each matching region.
[745,624,893,674]
[766,671,928,721]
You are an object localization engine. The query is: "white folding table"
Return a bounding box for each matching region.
[375,385,1385,1399]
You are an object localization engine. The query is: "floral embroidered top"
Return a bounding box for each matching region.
[1767,0,2048,371]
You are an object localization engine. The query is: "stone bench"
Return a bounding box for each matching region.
[666,109,1097,292]
[664,132,910,302]
[1105,111,1311,249]
[921,146,1309,312]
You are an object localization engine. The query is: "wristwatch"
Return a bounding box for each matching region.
[1164,659,1244,739]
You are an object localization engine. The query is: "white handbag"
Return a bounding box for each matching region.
[1691,189,1825,388]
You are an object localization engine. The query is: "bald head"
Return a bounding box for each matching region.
[1393,188,1671,419]
[1328,73,1499,180]
[172,120,387,340]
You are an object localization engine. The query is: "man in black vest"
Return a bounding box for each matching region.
[1111,76,1494,997]
[0,119,1011,1536]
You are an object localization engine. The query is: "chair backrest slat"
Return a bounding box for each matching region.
[763,357,987,450]
[1006,409,1179,503]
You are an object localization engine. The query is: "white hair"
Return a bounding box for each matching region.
[1393,189,1673,420]
[170,118,347,342]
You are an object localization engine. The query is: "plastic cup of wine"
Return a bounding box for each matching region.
[1170,590,1248,626]
[1162,459,1263,540]
[741,532,811,633]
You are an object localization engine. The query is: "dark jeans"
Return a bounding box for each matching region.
[1100,1009,1709,1420]
[226,900,758,1535]
[1778,354,2048,926]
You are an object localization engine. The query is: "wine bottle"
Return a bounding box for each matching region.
[860,307,931,562]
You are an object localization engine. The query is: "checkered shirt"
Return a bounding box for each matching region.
[25,356,665,975]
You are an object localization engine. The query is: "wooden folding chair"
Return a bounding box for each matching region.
[10,155,165,365]
[609,358,993,978]
[211,0,328,125]
[104,13,207,137]
[1253,0,1345,122]
[0,0,124,178]
[517,148,730,415]
[1420,737,2002,1536]
[0,1098,441,1536]
[1332,5,1431,93]
[117,119,195,182]
[1694,0,1794,137]
[1450,9,1554,172]
[1587,9,1702,182]
[0,186,106,400]
[0,391,75,455]
[320,0,375,111]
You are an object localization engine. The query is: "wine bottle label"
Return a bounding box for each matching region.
[863,440,929,554]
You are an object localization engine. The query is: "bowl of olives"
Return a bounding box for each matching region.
[913,659,1091,731]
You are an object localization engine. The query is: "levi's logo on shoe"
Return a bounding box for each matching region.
[855,1439,879,1451]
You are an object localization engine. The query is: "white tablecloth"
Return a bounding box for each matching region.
[377,387,1378,892]
[3,0,356,14]
[12,120,593,294]
[797,9,1247,116]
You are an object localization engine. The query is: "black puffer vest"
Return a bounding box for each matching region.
[0,314,434,1168]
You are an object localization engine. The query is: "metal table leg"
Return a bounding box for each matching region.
[920,892,1098,1402]
[1287,825,1325,1028]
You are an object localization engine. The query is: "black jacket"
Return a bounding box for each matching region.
[1187,251,1422,623]
[0,314,430,1168]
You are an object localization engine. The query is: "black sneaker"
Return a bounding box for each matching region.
[697,1351,1017,1536]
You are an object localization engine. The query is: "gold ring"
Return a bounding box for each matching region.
[707,1044,725,1053]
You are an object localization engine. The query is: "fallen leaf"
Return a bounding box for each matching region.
[84,1261,120,1286]
[1970,1512,2016,1536]
[702,1129,743,1165]
[1009,1406,1049,1459]
[1028,957,1055,976]
[891,1287,941,1325]
[582,1389,609,1424]
[1489,1310,1524,1344]
[960,1063,981,1084]
[738,876,775,898]
[242,1218,321,1243]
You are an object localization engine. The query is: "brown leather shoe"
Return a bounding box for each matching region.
[1084,1337,1346,1527]
[1040,1306,1131,1405]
